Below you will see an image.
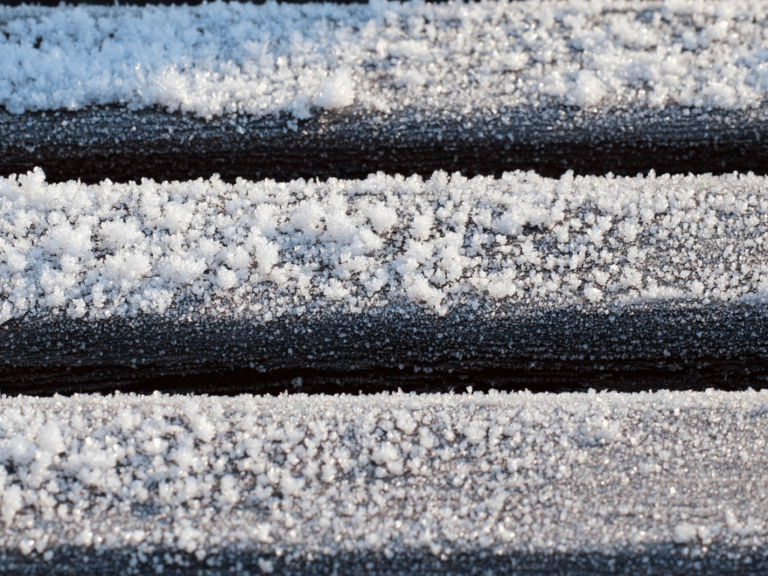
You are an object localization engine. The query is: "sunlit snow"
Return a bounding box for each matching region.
[1,0,767,116]
[0,389,765,563]
[1,169,768,324]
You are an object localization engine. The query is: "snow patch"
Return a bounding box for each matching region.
[0,389,763,562]
[312,69,355,110]
[2,1,768,117]
[3,169,768,323]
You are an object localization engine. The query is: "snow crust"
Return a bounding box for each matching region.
[3,169,768,323]
[2,0,768,117]
[0,389,766,564]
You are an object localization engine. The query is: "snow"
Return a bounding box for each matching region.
[0,388,764,565]
[3,169,768,323]
[312,69,356,111]
[2,0,768,117]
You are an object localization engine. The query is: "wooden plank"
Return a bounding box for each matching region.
[2,106,767,183]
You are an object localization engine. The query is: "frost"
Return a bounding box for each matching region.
[3,169,768,323]
[217,267,238,290]
[569,70,607,108]
[0,389,764,563]
[2,1,768,117]
[583,284,603,303]
[673,522,700,544]
[1,485,23,527]
[312,69,355,110]
[367,203,398,234]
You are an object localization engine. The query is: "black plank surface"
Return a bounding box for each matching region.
[1,544,764,576]
[3,302,767,395]
[2,106,767,184]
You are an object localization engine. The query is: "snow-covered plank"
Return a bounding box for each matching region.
[3,0,767,116]
[0,389,766,574]
[2,1,768,182]
[2,170,768,392]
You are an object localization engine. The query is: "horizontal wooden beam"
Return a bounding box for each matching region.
[3,106,767,184]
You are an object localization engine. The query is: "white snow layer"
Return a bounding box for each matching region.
[0,389,766,562]
[2,0,768,117]
[2,169,768,323]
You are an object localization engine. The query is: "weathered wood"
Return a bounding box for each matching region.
[2,106,767,184]
[2,303,767,394]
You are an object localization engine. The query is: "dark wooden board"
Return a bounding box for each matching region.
[2,106,767,185]
[3,302,767,395]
